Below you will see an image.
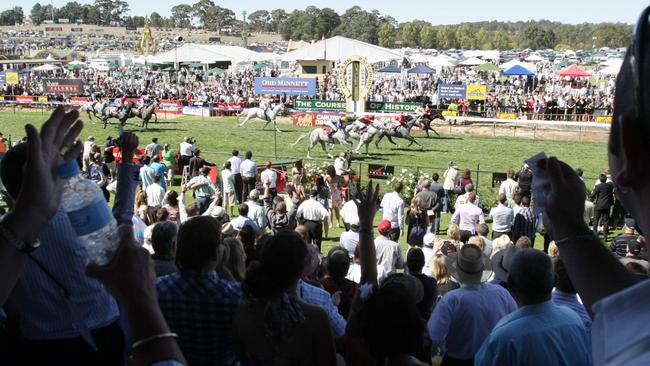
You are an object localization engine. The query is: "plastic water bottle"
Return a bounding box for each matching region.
[57,160,118,265]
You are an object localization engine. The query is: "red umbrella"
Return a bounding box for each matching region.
[556,64,591,77]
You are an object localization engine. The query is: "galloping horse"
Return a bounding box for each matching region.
[374,118,423,149]
[292,127,353,159]
[239,104,284,132]
[346,123,380,157]
[413,111,445,137]
[102,102,135,130]
[80,101,109,121]
[131,100,159,128]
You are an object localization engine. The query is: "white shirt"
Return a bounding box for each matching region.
[220,168,235,193]
[422,245,435,276]
[179,141,194,157]
[498,178,519,200]
[240,159,257,178]
[480,235,493,257]
[443,167,459,190]
[297,198,329,221]
[374,235,404,275]
[228,156,242,174]
[145,183,165,207]
[490,204,514,233]
[347,263,388,284]
[380,192,404,230]
[451,202,485,233]
[339,230,359,256]
[260,168,277,189]
[334,157,348,175]
[83,140,95,157]
[245,200,266,230]
[340,199,359,224]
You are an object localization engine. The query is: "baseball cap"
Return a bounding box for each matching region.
[378,219,392,234]
[625,218,637,229]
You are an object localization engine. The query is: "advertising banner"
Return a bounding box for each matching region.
[293,99,346,110]
[439,84,467,100]
[182,106,211,116]
[466,85,487,100]
[0,72,4,85]
[498,113,517,120]
[43,79,85,94]
[291,111,344,126]
[69,97,89,105]
[367,164,395,179]
[157,99,182,114]
[15,96,34,104]
[366,101,420,113]
[38,96,48,102]
[254,77,317,96]
[5,72,19,85]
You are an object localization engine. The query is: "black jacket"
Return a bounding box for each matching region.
[591,182,614,211]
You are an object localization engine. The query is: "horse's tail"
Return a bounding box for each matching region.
[291,132,310,147]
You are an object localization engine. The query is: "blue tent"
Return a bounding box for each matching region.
[408,65,436,74]
[377,65,402,73]
[503,65,536,76]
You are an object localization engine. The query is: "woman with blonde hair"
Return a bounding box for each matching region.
[431,254,459,298]
[406,195,428,247]
[135,190,154,225]
[490,234,514,259]
[434,224,462,255]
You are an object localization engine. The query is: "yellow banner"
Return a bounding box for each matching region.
[594,115,612,123]
[442,110,458,117]
[38,96,48,102]
[498,113,517,120]
[0,95,4,101]
[5,72,19,85]
[467,85,487,100]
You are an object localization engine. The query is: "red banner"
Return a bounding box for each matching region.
[112,147,146,164]
[69,97,89,105]
[15,96,34,104]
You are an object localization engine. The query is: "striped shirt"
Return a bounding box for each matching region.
[512,206,536,241]
[10,209,119,339]
[298,280,346,339]
[157,271,243,366]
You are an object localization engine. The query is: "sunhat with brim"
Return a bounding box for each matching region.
[490,245,520,282]
[445,244,493,285]
[381,273,424,304]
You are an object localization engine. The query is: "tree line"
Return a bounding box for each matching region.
[0,2,633,50]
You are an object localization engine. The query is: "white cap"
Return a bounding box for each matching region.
[348,216,360,226]
[423,233,435,247]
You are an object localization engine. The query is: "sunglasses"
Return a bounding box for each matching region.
[630,6,650,121]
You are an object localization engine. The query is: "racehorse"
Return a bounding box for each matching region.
[80,101,108,121]
[291,127,353,159]
[102,102,136,130]
[131,100,159,129]
[239,104,284,132]
[413,111,445,137]
[345,123,380,157]
[374,117,423,149]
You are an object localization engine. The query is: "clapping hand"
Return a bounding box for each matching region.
[17,107,83,232]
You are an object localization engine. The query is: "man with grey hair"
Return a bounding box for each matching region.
[455,183,480,209]
[151,221,178,277]
[245,189,267,231]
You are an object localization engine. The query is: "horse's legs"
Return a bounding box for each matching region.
[262,120,270,130]
[239,115,251,127]
[274,120,282,133]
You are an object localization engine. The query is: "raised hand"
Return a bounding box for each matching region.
[119,132,139,164]
[19,107,83,232]
[542,157,590,240]
[355,180,380,229]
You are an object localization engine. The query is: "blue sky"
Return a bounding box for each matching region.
[4,0,647,24]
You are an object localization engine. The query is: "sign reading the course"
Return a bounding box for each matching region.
[43,79,85,94]
[294,99,346,110]
[439,84,467,100]
[254,77,316,96]
[366,101,420,113]
[466,85,487,100]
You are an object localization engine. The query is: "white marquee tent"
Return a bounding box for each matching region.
[499,59,536,72]
[149,43,275,65]
[280,36,403,63]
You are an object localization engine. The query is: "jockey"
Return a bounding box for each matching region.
[139,91,150,108]
[416,103,430,119]
[395,113,408,127]
[115,94,129,114]
[325,114,353,138]
[353,115,373,134]
[259,95,272,119]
